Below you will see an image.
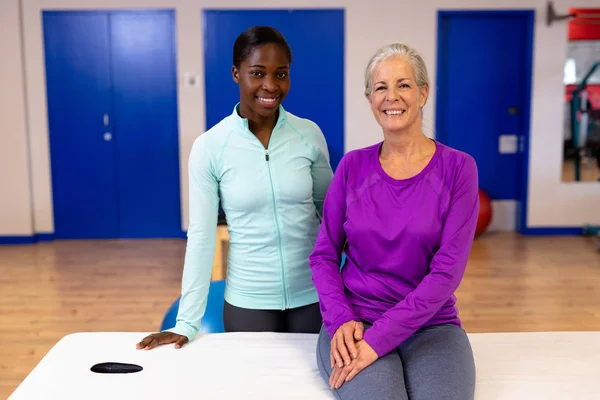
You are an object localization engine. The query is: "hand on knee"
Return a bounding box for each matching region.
[330,321,365,368]
[329,338,378,390]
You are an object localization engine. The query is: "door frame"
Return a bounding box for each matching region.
[435,9,535,234]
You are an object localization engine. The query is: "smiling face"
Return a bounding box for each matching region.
[232,42,291,120]
[367,56,428,135]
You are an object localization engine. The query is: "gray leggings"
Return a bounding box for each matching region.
[316,323,475,400]
[223,300,322,333]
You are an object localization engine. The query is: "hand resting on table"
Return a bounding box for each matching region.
[136,332,188,350]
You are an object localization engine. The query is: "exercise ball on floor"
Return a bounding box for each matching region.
[160,280,226,333]
[475,189,492,237]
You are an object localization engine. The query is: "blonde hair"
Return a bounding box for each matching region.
[364,42,430,103]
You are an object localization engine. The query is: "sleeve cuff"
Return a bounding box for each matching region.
[362,328,394,358]
[164,322,197,343]
[326,314,360,339]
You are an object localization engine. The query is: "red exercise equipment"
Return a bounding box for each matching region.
[475,189,492,237]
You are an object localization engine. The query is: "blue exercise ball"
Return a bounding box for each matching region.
[160,280,226,333]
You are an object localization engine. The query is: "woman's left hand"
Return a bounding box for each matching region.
[329,339,378,390]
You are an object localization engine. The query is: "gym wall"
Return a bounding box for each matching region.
[1,0,599,239]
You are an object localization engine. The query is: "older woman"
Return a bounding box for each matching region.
[309,42,479,399]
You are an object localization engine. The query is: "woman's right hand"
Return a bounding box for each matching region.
[330,320,364,368]
[136,332,188,350]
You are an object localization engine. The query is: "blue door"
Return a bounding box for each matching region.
[42,10,181,239]
[110,11,182,238]
[43,12,118,239]
[203,9,345,170]
[436,11,534,229]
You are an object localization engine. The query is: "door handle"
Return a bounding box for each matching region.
[104,132,112,141]
[104,114,109,126]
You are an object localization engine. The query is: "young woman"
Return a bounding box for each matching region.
[310,42,479,399]
[137,26,333,350]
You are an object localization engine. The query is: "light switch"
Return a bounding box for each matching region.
[499,135,518,154]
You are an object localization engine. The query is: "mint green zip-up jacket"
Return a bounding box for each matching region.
[167,104,334,341]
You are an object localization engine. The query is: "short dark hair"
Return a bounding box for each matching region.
[233,26,292,68]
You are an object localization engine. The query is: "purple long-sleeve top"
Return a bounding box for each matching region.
[309,140,480,357]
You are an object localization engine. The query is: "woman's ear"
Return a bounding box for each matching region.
[231,66,240,84]
[420,85,429,108]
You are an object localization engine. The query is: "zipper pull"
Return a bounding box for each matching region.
[265,149,269,161]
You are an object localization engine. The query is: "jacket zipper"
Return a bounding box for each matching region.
[264,148,289,309]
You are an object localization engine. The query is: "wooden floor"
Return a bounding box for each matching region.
[1,232,599,398]
[562,159,599,182]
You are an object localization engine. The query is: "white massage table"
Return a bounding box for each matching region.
[9,331,600,399]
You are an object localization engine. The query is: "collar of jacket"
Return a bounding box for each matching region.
[230,102,288,133]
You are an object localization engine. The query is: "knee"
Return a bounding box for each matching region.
[316,325,332,376]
